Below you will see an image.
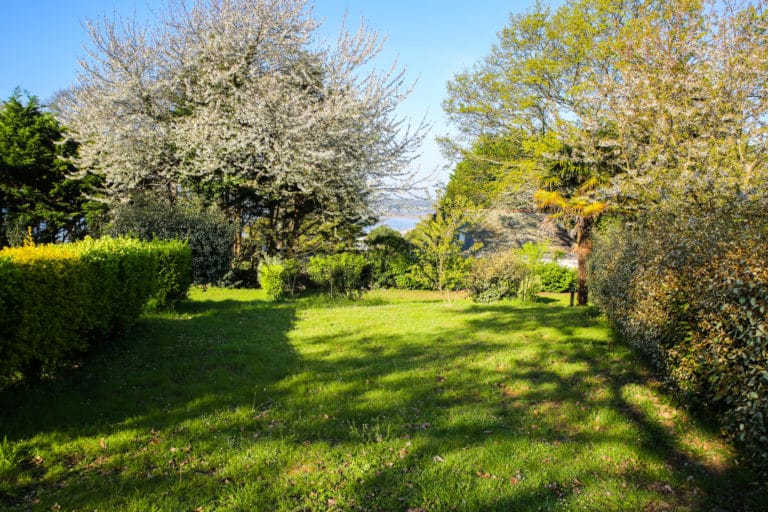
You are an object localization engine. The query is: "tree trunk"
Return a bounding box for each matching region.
[576,236,592,306]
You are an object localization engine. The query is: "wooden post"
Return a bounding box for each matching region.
[569,285,575,307]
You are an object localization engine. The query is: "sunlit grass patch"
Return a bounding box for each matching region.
[0,288,764,511]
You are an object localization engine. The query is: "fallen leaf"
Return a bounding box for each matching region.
[99,438,107,450]
[509,476,520,485]
[433,455,445,462]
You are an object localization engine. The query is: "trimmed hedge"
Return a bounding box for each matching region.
[589,204,768,472]
[0,237,191,385]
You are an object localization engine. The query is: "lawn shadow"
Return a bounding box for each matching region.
[0,294,302,507]
[1,294,765,511]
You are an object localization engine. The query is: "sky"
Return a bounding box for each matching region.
[0,0,542,194]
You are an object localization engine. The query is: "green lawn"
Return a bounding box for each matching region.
[0,288,764,511]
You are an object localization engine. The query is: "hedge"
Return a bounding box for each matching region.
[0,237,191,385]
[589,204,768,472]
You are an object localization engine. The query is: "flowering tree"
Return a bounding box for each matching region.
[59,0,425,257]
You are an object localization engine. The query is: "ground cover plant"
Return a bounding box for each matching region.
[0,289,765,511]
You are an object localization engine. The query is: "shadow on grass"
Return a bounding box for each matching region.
[8,297,303,428]
[0,293,764,511]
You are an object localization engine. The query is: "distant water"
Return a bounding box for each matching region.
[373,215,426,233]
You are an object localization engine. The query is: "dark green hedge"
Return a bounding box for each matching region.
[589,204,768,472]
[0,237,191,385]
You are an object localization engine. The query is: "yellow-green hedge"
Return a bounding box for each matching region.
[0,237,191,384]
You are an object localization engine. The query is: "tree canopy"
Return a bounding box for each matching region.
[441,0,768,304]
[0,90,102,247]
[59,0,425,258]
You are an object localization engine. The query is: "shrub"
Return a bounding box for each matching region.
[110,194,235,285]
[147,239,193,310]
[590,203,768,472]
[258,256,300,301]
[518,273,542,303]
[466,251,527,302]
[536,262,577,292]
[0,237,191,386]
[365,226,416,289]
[307,253,369,298]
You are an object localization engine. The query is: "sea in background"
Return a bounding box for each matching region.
[371,214,427,233]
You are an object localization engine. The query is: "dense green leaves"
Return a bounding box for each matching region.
[0,237,191,386]
[109,194,234,285]
[0,90,102,246]
[590,204,768,472]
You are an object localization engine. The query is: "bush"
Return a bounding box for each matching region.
[590,203,768,472]
[518,274,542,303]
[0,237,191,386]
[258,257,300,301]
[466,251,527,302]
[365,226,416,289]
[307,253,369,298]
[110,194,235,285]
[536,262,577,292]
[147,239,193,310]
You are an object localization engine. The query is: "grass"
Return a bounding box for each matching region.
[0,288,765,511]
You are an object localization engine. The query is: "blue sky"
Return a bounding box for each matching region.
[1,0,542,192]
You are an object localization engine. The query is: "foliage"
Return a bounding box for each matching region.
[590,203,768,472]
[258,256,300,301]
[536,262,577,293]
[147,239,193,310]
[59,0,426,258]
[408,197,480,300]
[0,89,103,247]
[364,226,415,289]
[0,237,190,386]
[109,194,234,285]
[307,252,369,298]
[517,273,542,303]
[442,133,532,208]
[442,0,768,307]
[466,250,527,302]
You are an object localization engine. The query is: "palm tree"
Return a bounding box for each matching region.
[534,145,612,306]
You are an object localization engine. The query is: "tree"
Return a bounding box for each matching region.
[0,90,102,246]
[408,197,481,302]
[442,0,634,304]
[442,132,533,209]
[573,0,768,207]
[59,0,425,259]
[442,0,768,304]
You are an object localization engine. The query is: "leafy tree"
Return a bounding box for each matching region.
[59,0,425,258]
[442,0,636,303]
[0,90,102,246]
[364,225,414,288]
[109,194,235,285]
[442,0,768,304]
[408,197,481,302]
[442,133,530,209]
